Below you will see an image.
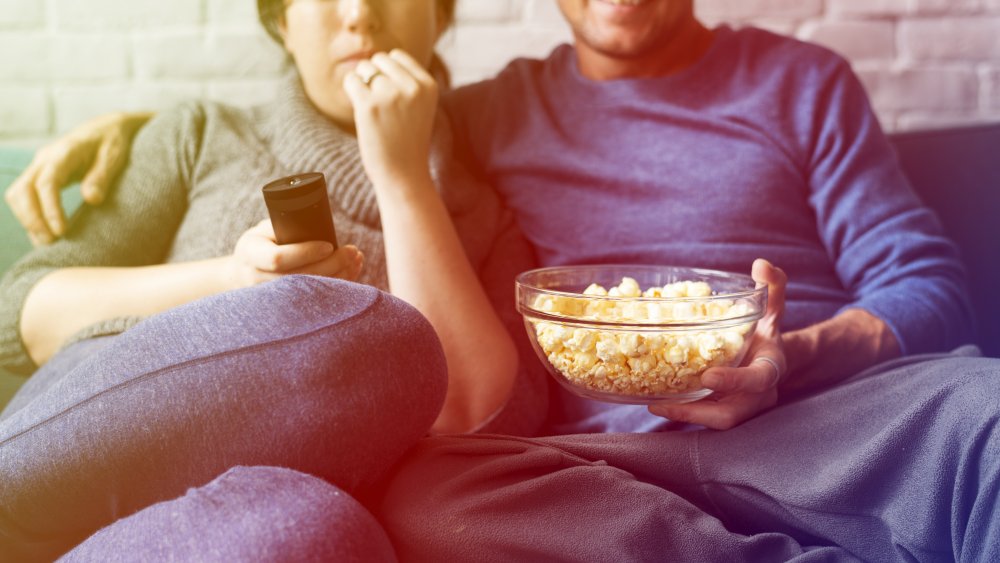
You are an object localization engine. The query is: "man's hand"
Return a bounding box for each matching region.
[649,259,788,430]
[4,111,152,245]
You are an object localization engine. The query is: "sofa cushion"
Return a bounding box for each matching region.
[0,149,87,408]
[0,148,35,275]
[0,148,35,409]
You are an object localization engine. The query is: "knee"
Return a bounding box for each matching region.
[210,275,448,430]
[273,275,448,424]
[207,466,400,562]
[219,466,398,560]
[63,466,397,563]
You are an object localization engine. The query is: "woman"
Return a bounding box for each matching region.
[0,0,545,560]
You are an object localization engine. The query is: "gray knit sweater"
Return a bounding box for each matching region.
[0,75,546,434]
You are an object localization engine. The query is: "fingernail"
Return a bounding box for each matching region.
[83,184,103,203]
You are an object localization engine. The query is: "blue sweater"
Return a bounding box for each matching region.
[443,27,974,432]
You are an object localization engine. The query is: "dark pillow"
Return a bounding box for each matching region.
[889,123,1000,358]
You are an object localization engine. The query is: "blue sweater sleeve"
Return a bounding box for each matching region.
[805,61,974,354]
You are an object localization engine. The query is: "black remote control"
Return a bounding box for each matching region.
[262,172,338,248]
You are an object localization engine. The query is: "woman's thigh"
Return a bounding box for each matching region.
[1,275,446,562]
[0,335,116,421]
[61,465,397,563]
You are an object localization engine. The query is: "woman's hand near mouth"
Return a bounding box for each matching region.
[342,49,439,189]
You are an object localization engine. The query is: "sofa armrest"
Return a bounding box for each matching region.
[0,148,36,277]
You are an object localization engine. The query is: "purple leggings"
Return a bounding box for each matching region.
[0,276,447,561]
[60,465,396,563]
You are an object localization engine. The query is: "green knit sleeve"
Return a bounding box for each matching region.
[0,103,206,374]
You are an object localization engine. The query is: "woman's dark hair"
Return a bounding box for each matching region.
[257,0,457,85]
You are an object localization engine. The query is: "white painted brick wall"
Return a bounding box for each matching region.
[2,0,999,147]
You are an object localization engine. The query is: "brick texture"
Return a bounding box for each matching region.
[0,0,43,28]
[2,0,1000,145]
[985,67,1000,111]
[900,18,1000,61]
[0,86,49,136]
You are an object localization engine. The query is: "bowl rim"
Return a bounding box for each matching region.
[519,309,764,330]
[516,264,765,301]
[516,264,767,329]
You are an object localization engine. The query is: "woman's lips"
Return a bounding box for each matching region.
[337,50,378,69]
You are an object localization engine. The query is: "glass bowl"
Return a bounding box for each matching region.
[516,265,767,405]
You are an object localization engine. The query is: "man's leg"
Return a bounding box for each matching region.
[377,435,859,562]
[681,349,999,563]
[61,466,397,563]
[1,275,447,561]
[378,349,998,562]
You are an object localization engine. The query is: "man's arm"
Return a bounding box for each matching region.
[781,308,900,395]
[654,58,971,429]
[805,60,974,357]
[0,107,190,374]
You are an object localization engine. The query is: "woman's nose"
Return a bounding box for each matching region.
[340,0,381,34]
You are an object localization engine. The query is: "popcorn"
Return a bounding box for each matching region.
[531,277,755,398]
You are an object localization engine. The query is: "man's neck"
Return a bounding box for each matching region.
[575,21,716,81]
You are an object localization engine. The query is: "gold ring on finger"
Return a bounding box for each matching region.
[356,66,381,86]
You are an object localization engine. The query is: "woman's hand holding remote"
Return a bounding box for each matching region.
[224,220,363,290]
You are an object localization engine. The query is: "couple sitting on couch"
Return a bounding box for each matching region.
[3,0,998,560]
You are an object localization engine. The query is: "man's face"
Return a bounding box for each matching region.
[556,0,695,60]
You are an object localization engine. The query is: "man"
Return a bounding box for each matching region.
[6,1,997,560]
[372,1,996,560]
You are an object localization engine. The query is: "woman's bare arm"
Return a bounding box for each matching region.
[345,50,519,434]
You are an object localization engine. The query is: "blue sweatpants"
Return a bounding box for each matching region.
[377,347,999,562]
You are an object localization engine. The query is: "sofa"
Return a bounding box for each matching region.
[1,123,998,410]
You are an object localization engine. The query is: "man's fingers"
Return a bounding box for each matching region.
[752,258,787,326]
[702,335,787,392]
[34,164,68,237]
[649,392,774,430]
[81,136,127,204]
[701,361,778,395]
[5,166,55,245]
